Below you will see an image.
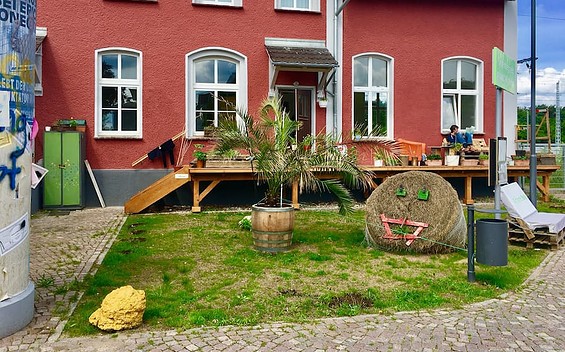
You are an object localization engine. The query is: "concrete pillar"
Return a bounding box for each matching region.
[0,0,37,338]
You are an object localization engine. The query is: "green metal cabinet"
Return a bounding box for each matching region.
[43,131,85,209]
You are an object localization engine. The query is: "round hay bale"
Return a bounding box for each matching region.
[365,171,466,254]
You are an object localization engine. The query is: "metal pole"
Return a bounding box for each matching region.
[467,204,476,282]
[530,0,537,206]
[556,82,561,145]
[495,88,502,219]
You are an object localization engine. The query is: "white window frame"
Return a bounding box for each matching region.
[274,0,320,12]
[186,47,247,137]
[193,0,242,7]
[352,53,394,139]
[441,56,483,134]
[94,48,143,139]
[34,27,47,96]
[34,44,43,96]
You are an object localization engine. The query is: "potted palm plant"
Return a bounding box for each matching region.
[214,96,374,252]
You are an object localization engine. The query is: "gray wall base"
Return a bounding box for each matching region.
[0,282,35,338]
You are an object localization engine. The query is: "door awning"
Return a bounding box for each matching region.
[265,38,338,94]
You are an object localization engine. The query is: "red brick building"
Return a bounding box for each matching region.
[35,0,518,206]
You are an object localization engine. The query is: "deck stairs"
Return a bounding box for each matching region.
[124,166,191,214]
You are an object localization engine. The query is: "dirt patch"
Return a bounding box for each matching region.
[329,292,373,308]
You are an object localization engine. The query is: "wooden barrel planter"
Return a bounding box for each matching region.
[251,204,295,252]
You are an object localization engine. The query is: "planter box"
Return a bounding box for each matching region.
[537,154,556,165]
[426,159,442,166]
[513,159,529,167]
[460,159,478,166]
[53,119,86,133]
[205,157,256,168]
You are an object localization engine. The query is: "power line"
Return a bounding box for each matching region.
[518,14,565,21]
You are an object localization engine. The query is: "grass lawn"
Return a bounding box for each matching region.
[64,208,548,336]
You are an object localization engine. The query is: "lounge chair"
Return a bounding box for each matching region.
[500,182,565,249]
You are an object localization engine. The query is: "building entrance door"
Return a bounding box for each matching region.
[279,88,313,141]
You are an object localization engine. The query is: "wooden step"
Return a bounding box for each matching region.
[124,166,191,214]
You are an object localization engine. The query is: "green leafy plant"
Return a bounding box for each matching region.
[512,155,528,161]
[453,143,463,154]
[238,215,252,231]
[193,144,207,161]
[214,96,373,213]
[428,153,442,160]
[479,153,489,160]
[372,138,401,166]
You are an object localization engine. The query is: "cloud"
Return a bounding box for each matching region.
[516,67,565,106]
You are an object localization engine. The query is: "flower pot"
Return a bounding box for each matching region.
[445,155,460,166]
[426,159,442,166]
[196,159,206,168]
[251,204,294,252]
[513,159,529,167]
[318,100,328,108]
[479,159,489,166]
[373,159,384,167]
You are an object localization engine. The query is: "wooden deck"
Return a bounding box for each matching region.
[124,164,560,214]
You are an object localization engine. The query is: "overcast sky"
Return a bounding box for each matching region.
[517,0,565,106]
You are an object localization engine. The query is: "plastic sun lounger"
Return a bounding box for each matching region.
[500,182,565,249]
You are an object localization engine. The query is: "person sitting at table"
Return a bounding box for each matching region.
[446,125,476,153]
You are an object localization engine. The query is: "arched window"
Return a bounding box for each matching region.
[441,57,483,133]
[186,48,247,136]
[95,48,142,138]
[352,54,393,138]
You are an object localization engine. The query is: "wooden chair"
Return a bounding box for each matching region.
[397,138,426,164]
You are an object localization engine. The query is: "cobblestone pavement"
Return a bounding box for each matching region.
[1,206,565,351]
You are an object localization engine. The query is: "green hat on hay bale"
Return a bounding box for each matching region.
[365,171,466,254]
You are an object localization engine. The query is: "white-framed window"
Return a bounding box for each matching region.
[441,57,483,134]
[352,53,393,139]
[193,0,242,7]
[35,27,47,96]
[34,45,43,96]
[95,48,142,138]
[186,48,247,136]
[275,0,320,12]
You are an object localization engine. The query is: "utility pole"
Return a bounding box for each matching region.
[557,81,561,145]
[529,0,537,206]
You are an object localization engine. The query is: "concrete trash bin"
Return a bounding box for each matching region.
[476,219,508,266]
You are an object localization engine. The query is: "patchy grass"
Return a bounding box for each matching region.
[65,209,547,336]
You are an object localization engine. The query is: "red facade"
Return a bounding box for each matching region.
[36,0,515,174]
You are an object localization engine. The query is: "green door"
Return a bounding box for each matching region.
[61,132,81,206]
[43,131,62,206]
[43,131,83,207]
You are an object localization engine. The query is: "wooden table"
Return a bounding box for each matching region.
[187,164,560,212]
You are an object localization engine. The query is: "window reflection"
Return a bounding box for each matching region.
[218,60,236,84]
[195,60,214,83]
[102,55,118,79]
[121,55,137,79]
